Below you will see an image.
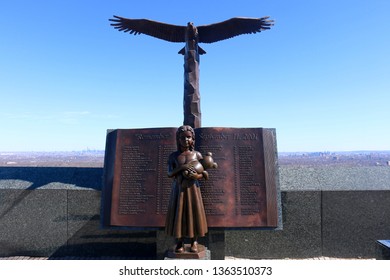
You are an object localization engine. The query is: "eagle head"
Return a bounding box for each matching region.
[186,22,198,40]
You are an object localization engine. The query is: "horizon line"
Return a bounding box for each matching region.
[1,150,390,154]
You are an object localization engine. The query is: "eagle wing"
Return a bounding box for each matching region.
[109,16,187,43]
[197,17,274,43]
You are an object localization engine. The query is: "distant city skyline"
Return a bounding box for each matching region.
[0,1,389,152]
[1,150,389,168]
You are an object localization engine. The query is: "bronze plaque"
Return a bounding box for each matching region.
[101,127,279,228]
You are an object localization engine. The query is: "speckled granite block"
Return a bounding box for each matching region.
[322,191,390,258]
[67,189,101,238]
[280,166,390,191]
[225,191,322,259]
[50,189,156,259]
[0,189,68,257]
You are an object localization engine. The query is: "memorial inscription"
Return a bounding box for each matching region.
[102,127,278,228]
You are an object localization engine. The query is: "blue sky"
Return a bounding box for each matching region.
[0,0,389,152]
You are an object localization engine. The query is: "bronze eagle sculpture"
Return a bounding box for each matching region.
[109,16,274,128]
[110,16,274,54]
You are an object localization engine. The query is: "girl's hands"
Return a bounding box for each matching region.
[183,165,202,179]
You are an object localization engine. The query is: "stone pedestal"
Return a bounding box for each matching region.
[166,244,207,259]
[156,229,225,260]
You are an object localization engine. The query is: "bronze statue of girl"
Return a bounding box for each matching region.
[165,125,208,253]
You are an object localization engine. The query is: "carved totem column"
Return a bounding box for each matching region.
[183,43,201,129]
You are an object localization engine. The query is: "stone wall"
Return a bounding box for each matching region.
[226,190,390,259]
[1,166,389,259]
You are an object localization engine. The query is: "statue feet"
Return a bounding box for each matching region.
[175,240,184,253]
[167,241,206,259]
[190,241,198,253]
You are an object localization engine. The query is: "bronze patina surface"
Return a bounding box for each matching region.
[164,126,210,253]
[102,127,278,228]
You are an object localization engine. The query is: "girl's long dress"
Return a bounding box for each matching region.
[165,172,208,238]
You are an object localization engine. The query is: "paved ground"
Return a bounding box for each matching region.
[0,256,132,260]
[0,256,375,260]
